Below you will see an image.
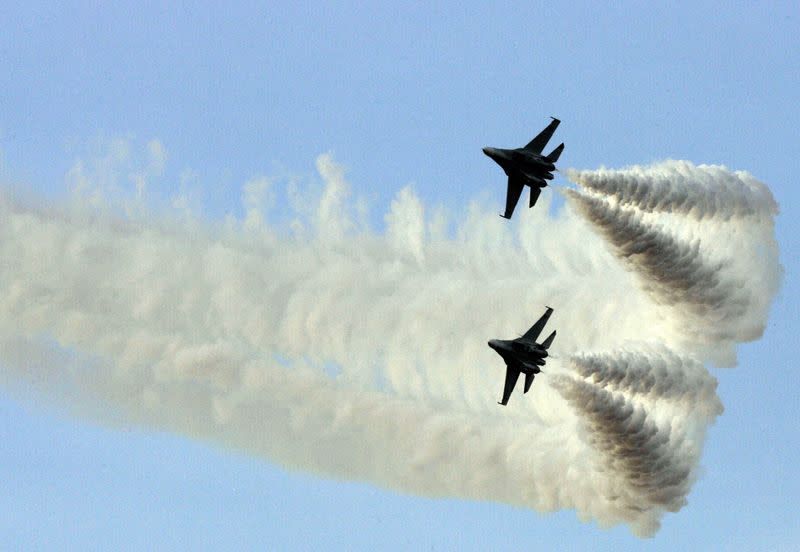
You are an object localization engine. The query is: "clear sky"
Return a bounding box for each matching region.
[1,2,798,550]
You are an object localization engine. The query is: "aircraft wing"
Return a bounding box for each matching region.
[523,118,560,154]
[521,307,553,342]
[502,175,525,219]
[499,364,521,405]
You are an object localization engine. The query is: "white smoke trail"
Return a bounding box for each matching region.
[0,150,780,536]
[564,190,747,327]
[569,349,722,417]
[552,375,697,516]
[566,160,778,220]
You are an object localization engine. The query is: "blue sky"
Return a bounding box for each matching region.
[1,2,798,550]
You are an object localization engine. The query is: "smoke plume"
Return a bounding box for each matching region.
[569,349,722,417]
[553,375,696,521]
[566,160,778,220]
[564,189,752,337]
[0,151,780,536]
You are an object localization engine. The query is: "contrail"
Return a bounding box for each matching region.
[566,160,778,220]
[0,151,781,537]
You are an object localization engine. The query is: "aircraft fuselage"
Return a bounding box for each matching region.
[488,306,556,405]
[487,339,548,371]
[482,147,556,186]
[483,118,564,219]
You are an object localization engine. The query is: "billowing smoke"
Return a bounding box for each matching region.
[569,349,722,418]
[566,160,778,220]
[564,190,752,343]
[552,375,695,519]
[0,151,780,537]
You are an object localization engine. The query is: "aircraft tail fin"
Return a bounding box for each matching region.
[546,143,564,163]
[523,372,535,393]
[541,330,556,350]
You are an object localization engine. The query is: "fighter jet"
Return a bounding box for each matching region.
[488,307,556,405]
[482,118,564,219]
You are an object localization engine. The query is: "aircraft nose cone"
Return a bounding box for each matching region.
[482,147,493,156]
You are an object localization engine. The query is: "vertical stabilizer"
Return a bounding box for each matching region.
[541,330,556,349]
[546,143,564,163]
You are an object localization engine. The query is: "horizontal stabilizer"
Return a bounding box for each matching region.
[546,143,564,163]
[524,372,535,393]
[541,330,556,350]
[529,186,541,208]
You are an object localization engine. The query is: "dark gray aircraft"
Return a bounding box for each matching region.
[488,307,556,405]
[482,118,564,219]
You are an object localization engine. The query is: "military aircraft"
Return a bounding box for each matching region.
[482,118,564,219]
[488,307,556,405]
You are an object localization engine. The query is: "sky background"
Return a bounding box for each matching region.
[1,2,798,550]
